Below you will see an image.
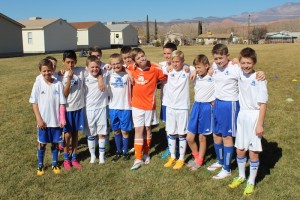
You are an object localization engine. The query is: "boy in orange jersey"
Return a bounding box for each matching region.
[127,47,167,170]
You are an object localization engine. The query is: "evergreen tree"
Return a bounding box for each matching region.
[154,19,158,40]
[198,21,203,35]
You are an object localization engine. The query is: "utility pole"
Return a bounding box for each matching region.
[248,14,251,44]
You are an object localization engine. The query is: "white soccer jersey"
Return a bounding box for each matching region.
[194,74,215,102]
[159,61,168,104]
[212,61,241,101]
[164,69,191,109]
[29,79,66,127]
[58,67,85,112]
[107,70,132,110]
[84,70,108,110]
[238,72,268,110]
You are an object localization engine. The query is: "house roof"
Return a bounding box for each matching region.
[105,24,130,31]
[69,21,99,29]
[18,18,60,29]
[266,31,300,38]
[198,33,230,39]
[0,13,25,27]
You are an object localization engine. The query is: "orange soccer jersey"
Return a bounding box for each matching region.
[128,62,167,110]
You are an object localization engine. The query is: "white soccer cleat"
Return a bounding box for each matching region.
[207,161,223,171]
[212,168,231,179]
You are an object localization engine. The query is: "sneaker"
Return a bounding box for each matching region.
[63,160,72,171]
[173,160,185,170]
[143,154,151,165]
[71,159,82,169]
[164,157,176,167]
[128,147,135,154]
[130,159,144,170]
[161,148,170,159]
[212,168,231,179]
[111,152,122,162]
[90,156,96,164]
[37,166,45,176]
[243,183,255,196]
[228,177,246,189]
[51,165,61,174]
[123,153,131,161]
[207,161,223,171]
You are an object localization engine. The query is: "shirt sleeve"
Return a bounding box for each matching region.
[257,80,268,104]
[29,82,39,104]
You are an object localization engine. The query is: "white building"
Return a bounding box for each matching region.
[0,13,24,57]
[70,21,110,50]
[105,23,138,47]
[19,17,77,53]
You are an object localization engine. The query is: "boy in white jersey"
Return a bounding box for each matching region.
[208,44,265,179]
[163,50,193,170]
[30,58,66,176]
[228,48,268,196]
[84,55,108,164]
[186,54,215,170]
[107,53,133,162]
[158,42,177,159]
[58,50,86,170]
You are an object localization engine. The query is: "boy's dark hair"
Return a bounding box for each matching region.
[86,55,100,66]
[39,58,53,71]
[120,46,132,54]
[212,43,228,55]
[131,47,145,61]
[45,56,57,62]
[239,47,257,64]
[193,54,210,66]
[163,42,177,51]
[89,46,102,56]
[63,50,77,61]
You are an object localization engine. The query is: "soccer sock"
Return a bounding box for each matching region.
[237,156,247,179]
[143,138,151,155]
[223,146,234,172]
[214,143,224,165]
[179,136,187,161]
[168,135,177,159]
[51,145,59,167]
[99,138,105,162]
[114,133,122,154]
[122,136,129,154]
[134,138,143,160]
[192,151,199,160]
[37,147,45,167]
[87,136,96,159]
[196,157,204,166]
[248,160,260,185]
[71,153,78,161]
[63,152,69,161]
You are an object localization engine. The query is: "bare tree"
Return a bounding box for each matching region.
[250,26,268,44]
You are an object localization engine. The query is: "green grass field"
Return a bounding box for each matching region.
[0,44,299,199]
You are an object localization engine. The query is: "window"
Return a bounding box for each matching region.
[28,32,33,44]
[116,34,119,38]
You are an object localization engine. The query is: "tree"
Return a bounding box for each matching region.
[154,19,158,40]
[250,26,268,44]
[146,15,150,44]
[198,21,202,35]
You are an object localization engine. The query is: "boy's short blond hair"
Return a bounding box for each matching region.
[171,50,184,60]
[86,55,100,66]
[131,47,145,61]
[109,53,123,63]
[193,54,210,66]
[212,43,228,55]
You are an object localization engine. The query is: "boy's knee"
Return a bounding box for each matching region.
[186,134,194,143]
[199,134,206,141]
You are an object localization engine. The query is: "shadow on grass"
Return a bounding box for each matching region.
[256,138,282,183]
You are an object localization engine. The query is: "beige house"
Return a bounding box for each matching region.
[70,21,110,50]
[164,32,183,46]
[105,23,138,47]
[19,17,77,53]
[0,13,24,57]
[197,32,231,45]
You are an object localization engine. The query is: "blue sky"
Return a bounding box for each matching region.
[0,0,299,22]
